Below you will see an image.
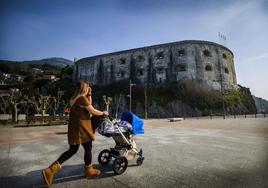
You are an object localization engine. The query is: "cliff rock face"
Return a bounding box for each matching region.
[253,96,268,113]
[73,40,237,91]
[99,97,199,119]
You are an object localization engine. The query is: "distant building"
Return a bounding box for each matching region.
[0,73,25,85]
[31,68,44,74]
[73,40,237,90]
[0,88,20,97]
[0,90,10,97]
[39,75,58,81]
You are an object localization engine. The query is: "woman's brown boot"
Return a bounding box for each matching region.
[42,161,62,186]
[85,165,101,177]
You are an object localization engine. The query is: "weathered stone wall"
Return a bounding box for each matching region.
[74,40,237,90]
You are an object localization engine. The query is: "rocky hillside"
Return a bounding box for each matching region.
[253,96,268,113]
[0,57,73,69]
[91,80,257,118]
[22,57,73,68]
[0,58,73,77]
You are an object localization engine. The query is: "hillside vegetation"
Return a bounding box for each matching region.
[92,80,257,118]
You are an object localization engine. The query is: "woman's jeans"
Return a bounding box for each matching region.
[57,141,92,166]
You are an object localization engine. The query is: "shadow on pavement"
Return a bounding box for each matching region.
[0,161,267,188]
[0,163,121,188]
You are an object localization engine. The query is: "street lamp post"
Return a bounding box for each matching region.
[129,80,136,112]
[103,95,112,113]
[219,63,225,119]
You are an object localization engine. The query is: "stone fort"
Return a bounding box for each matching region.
[73,40,237,90]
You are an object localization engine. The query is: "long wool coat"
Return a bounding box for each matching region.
[68,96,95,145]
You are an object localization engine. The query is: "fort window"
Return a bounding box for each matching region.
[222,53,227,59]
[116,71,125,78]
[155,52,164,59]
[156,67,164,74]
[205,64,213,71]
[203,50,211,57]
[137,69,144,76]
[177,64,187,72]
[224,67,229,74]
[178,49,185,56]
[137,55,145,62]
[118,58,126,64]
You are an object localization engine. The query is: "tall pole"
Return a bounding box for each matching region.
[144,84,148,119]
[103,95,112,113]
[129,80,136,112]
[129,80,132,112]
[218,57,225,119]
[221,79,225,119]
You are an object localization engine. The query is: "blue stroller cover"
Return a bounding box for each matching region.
[121,112,144,134]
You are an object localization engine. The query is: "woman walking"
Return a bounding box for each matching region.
[42,81,108,186]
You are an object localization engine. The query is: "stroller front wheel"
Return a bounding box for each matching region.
[98,149,111,166]
[113,156,128,175]
[136,157,144,166]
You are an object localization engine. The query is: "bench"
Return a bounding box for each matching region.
[0,114,11,125]
[26,115,69,125]
[168,118,184,122]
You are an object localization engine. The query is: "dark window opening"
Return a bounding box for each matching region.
[159,78,162,83]
[203,50,211,57]
[222,53,227,59]
[178,49,185,56]
[155,52,164,59]
[137,69,144,76]
[205,64,213,71]
[117,71,125,77]
[156,67,164,74]
[137,55,145,62]
[118,58,126,64]
[176,64,187,72]
[224,67,229,74]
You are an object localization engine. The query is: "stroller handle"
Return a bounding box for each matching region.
[105,115,113,121]
[103,114,116,123]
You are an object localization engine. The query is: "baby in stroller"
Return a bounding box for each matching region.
[96,112,144,175]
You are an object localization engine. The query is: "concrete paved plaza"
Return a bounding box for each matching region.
[0,117,268,188]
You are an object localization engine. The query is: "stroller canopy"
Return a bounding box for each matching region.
[121,112,144,134]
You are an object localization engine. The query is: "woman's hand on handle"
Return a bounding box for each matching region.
[102,111,109,116]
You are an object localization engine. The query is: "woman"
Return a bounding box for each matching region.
[42,81,108,186]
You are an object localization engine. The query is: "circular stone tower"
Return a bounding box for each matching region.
[73,40,237,90]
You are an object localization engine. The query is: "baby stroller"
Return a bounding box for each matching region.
[97,112,145,175]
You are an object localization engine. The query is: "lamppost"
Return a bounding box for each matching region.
[144,84,148,119]
[103,95,112,113]
[219,62,225,119]
[129,80,136,112]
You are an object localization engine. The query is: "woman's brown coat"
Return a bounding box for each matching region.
[68,96,94,145]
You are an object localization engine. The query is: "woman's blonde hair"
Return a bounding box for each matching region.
[70,81,92,106]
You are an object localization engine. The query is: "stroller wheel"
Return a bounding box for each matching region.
[98,149,111,166]
[136,157,144,166]
[113,156,128,175]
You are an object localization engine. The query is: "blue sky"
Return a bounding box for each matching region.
[0,0,268,99]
